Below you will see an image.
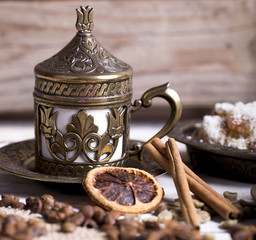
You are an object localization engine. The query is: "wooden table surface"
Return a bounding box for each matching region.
[0,121,255,240]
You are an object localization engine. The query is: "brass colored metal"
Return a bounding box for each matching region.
[33,5,182,177]
[38,105,125,170]
[0,140,165,183]
[34,6,133,177]
[76,6,94,33]
[34,102,130,177]
[34,6,132,83]
[130,82,182,159]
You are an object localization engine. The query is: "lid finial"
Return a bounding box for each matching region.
[76,6,94,33]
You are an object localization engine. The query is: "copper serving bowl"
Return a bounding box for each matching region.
[170,121,256,183]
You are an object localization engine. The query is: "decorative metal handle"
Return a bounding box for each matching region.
[130,82,182,160]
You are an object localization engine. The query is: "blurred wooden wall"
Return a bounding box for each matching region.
[1,0,256,120]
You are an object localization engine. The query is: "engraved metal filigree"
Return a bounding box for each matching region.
[39,105,126,164]
[35,78,131,98]
[36,157,126,178]
[38,34,130,75]
[36,5,131,76]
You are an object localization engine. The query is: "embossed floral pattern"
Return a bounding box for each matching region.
[40,107,58,139]
[39,105,126,163]
[39,35,130,75]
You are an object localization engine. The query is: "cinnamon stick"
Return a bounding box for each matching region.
[144,142,198,228]
[151,138,240,219]
[144,138,241,220]
[166,138,200,229]
[143,143,172,176]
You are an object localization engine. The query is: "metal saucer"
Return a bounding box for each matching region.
[170,120,256,183]
[0,139,164,184]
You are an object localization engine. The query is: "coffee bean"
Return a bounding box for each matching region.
[15,220,27,233]
[2,221,16,237]
[60,205,74,218]
[43,209,61,223]
[65,212,85,226]
[103,211,120,225]
[79,204,94,219]
[101,224,119,240]
[53,201,65,211]
[93,206,106,225]
[29,220,46,237]
[40,194,55,205]
[40,194,55,211]
[61,222,77,233]
[25,197,42,213]
[0,195,19,207]
[11,201,25,210]
[83,218,98,229]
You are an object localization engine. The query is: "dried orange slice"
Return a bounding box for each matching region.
[83,167,164,214]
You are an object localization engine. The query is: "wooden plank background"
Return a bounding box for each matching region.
[0,0,256,119]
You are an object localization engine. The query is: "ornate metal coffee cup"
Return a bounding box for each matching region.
[33,6,182,177]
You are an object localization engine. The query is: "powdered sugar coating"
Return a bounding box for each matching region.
[214,102,234,116]
[226,101,256,136]
[198,101,256,150]
[198,115,226,146]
